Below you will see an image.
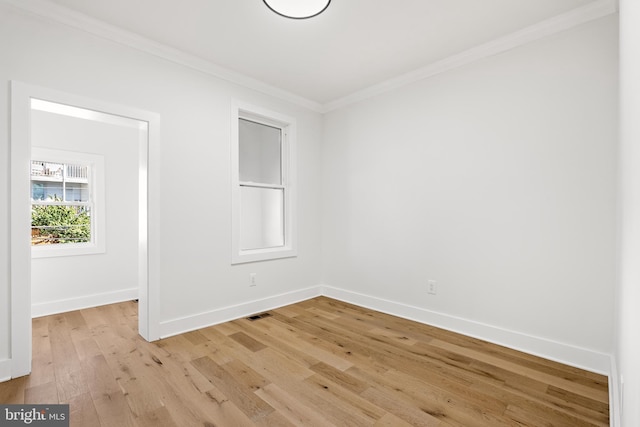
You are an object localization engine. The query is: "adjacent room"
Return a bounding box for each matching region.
[1,0,638,426]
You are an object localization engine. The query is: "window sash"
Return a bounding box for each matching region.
[238,121,287,251]
[239,118,283,186]
[239,185,285,250]
[31,159,92,204]
[31,203,93,246]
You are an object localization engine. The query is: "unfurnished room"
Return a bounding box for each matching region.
[0,0,639,426]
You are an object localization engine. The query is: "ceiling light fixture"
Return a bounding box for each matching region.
[263,0,331,19]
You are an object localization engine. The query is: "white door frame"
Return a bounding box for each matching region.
[10,81,161,378]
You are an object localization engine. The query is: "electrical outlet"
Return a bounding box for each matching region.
[428,280,437,295]
[249,273,257,287]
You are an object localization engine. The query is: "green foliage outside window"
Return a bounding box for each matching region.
[31,197,91,245]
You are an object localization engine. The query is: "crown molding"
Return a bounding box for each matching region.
[0,0,325,113]
[321,0,618,112]
[1,0,617,114]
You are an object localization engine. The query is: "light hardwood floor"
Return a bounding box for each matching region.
[0,297,609,426]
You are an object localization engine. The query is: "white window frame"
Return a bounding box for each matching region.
[31,147,106,258]
[231,102,297,264]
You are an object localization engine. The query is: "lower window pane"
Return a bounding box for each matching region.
[240,186,284,250]
[31,205,91,245]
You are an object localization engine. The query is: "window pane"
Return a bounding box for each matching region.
[31,181,63,201]
[31,161,64,180]
[240,186,284,250]
[65,182,89,202]
[239,118,282,185]
[65,163,89,181]
[31,205,91,245]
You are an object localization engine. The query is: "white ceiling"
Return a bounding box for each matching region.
[14,0,613,109]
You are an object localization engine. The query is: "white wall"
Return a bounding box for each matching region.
[0,2,324,366]
[30,110,139,316]
[617,0,640,425]
[321,16,618,361]
[0,1,619,384]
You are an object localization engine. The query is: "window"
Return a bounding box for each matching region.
[231,103,297,264]
[31,148,105,258]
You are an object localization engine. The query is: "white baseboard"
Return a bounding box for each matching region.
[32,288,138,318]
[159,284,611,376]
[0,359,11,382]
[15,283,617,421]
[159,286,323,338]
[321,285,612,376]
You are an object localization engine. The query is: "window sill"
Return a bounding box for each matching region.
[32,242,105,259]
[231,246,297,264]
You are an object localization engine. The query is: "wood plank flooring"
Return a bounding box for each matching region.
[0,297,609,426]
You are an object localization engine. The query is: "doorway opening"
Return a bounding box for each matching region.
[10,81,160,378]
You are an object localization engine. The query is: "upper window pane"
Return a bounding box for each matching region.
[31,181,63,201]
[239,118,282,185]
[65,182,89,202]
[31,160,89,202]
[31,161,64,180]
[65,163,89,181]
